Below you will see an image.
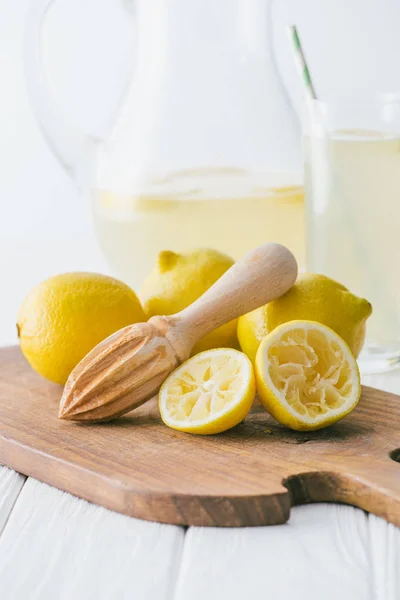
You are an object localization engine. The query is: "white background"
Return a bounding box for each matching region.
[0,6,399,597]
[2,0,400,345]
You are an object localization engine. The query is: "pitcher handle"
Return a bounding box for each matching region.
[24,0,100,185]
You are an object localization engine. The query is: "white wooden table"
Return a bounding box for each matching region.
[1,234,399,600]
[1,1,400,596]
[0,415,399,600]
[0,329,399,599]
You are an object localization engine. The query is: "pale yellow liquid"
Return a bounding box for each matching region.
[93,178,304,290]
[306,132,400,354]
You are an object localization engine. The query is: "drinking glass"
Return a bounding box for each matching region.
[305,95,400,373]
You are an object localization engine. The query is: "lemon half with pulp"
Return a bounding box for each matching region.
[159,348,255,434]
[255,320,361,431]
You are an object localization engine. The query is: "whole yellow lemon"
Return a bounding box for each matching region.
[140,248,238,354]
[17,272,146,384]
[238,273,372,361]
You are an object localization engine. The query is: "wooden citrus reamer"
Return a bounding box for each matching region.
[59,243,298,422]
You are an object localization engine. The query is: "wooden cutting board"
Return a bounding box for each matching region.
[0,346,399,527]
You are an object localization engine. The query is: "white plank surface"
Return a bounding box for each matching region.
[0,478,184,600]
[175,504,400,600]
[0,466,25,535]
[0,377,398,600]
[1,3,399,596]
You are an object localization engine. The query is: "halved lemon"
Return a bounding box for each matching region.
[255,320,361,431]
[159,349,255,434]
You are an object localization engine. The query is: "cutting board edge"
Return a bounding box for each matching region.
[0,431,292,526]
[1,346,399,527]
[2,432,399,527]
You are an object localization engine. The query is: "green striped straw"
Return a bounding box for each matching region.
[288,26,391,347]
[288,25,317,102]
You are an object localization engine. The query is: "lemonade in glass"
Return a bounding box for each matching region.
[305,96,400,372]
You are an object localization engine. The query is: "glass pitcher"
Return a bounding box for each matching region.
[25,0,304,289]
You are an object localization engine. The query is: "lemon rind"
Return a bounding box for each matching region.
[255,320,361,427]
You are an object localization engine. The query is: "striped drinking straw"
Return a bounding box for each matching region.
[288,25,387,335]
[287,25,318,102]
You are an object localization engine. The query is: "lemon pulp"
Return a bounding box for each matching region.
[159,349,255,435]
[255,320,360,431]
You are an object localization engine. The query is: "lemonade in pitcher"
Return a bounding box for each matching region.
[93,169,304,288]
[25,0,305,289]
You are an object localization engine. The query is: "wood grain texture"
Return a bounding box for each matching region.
[60,242,297,422]
[60,322,180,421]
[175,504,400,600]
[0,467,25,535]
[0,347,399,527]
[0,477,184,600]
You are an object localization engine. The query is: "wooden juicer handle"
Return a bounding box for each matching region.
[60,243,297,422]
[151,243,298,362]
